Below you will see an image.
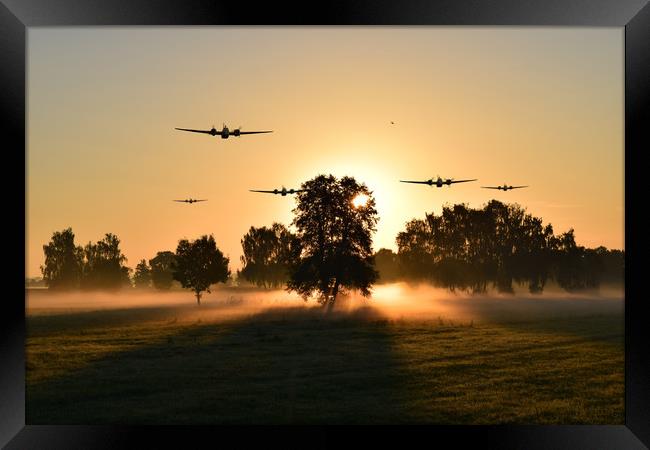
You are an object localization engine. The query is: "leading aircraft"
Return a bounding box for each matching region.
[173,198,207,203]
[249,187,306,196]
[400,176,477,188]
[175,124,273,139]
[481,184,528,191]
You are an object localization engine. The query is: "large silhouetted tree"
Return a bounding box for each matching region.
[173,235,230,305]
[239,223,300,288]
[80,233,131,290]
[41,228,84,289]
[133,259,152,289]
[287,174,379,310]
[149,251,177,290]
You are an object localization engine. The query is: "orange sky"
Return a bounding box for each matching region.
[26,27,624,277]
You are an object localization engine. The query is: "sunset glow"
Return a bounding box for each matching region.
[26,27,624,277]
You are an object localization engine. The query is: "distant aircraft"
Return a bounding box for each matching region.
[390,121,395,125]
[173,198,207,203]
[482,184,529,191]
[175,124,272,139]
[249,187,306,196]
[400,176,477,188]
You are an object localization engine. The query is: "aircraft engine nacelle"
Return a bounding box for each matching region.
[233,129,241,136]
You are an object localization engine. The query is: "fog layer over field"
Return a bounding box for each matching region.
[26,282,623,325]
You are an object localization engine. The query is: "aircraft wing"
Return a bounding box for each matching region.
[450,179,477,184]
[175,127,217,135]
[238,131,273,135]
[481,186,500,189]
[194,199,208,202]
[173,200,188,202]
[250,190,277,194]
[510,186,528,189]
[399,180,430,184]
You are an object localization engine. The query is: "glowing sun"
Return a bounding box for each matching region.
[352,194,369,208]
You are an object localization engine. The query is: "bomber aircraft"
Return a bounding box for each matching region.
[249,187,306,196]
[173,198,207,203]
[400,176,477,188]
[175,124,272,139]
[481,184,528,191]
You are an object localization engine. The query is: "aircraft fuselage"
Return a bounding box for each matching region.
[209,126,234,138]
[428,178,448,187]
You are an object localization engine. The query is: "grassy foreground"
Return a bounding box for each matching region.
[26,300,623,424]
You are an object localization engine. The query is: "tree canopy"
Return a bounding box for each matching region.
[80,233,132,290]
[173,235,230,304]
[41,228,84,290]
[149,251,177,290]
[396,200,624,293]
[239,223,300,289]
[286,174,379,309]
[374,248,401,283]
[133,259,152,289]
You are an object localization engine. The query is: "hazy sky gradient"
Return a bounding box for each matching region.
[27,27,624,277]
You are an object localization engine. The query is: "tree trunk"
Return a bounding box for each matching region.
[196,291,202,305]
[326,279,340,314]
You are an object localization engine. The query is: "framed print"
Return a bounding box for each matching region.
[2,0,649,448]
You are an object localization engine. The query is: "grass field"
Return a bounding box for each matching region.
[25,285,624,424]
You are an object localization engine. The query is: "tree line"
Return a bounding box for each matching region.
[377,201,624,293]
[41,231,132,291]
[40,229,230,304]
[39,175,623,306]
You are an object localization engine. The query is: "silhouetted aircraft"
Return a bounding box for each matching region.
[400,176,477,188]
[250,187,306,196]
[482,184,529,191]
[173,198,207,203]
[175,124,272,139]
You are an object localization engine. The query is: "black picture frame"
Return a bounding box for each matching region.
[2,0,648,448]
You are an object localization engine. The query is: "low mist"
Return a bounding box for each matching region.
[358,282,623,323]
[26,281,624,327]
